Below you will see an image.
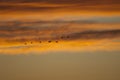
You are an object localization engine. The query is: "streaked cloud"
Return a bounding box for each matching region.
[0,19,120,44]
[0,0,120,54]
[0,0,120,14]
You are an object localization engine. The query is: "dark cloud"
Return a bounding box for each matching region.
[0,0,120,12]
[0,5,66,12]
[0,0,120,4]
[0,19,120,43]
[69,29,120,40]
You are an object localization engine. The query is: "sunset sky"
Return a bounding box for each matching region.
[0,0,120,80]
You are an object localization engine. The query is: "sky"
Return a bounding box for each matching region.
[0,0,120,80]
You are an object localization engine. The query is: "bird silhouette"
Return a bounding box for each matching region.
[61,36,64,39]
[67,36,70,38]
[48,41,51,43]
[56,41,58,43]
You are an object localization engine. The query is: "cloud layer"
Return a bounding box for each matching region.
[0,20,120,44]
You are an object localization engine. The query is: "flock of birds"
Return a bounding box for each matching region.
[24,36,70,45]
